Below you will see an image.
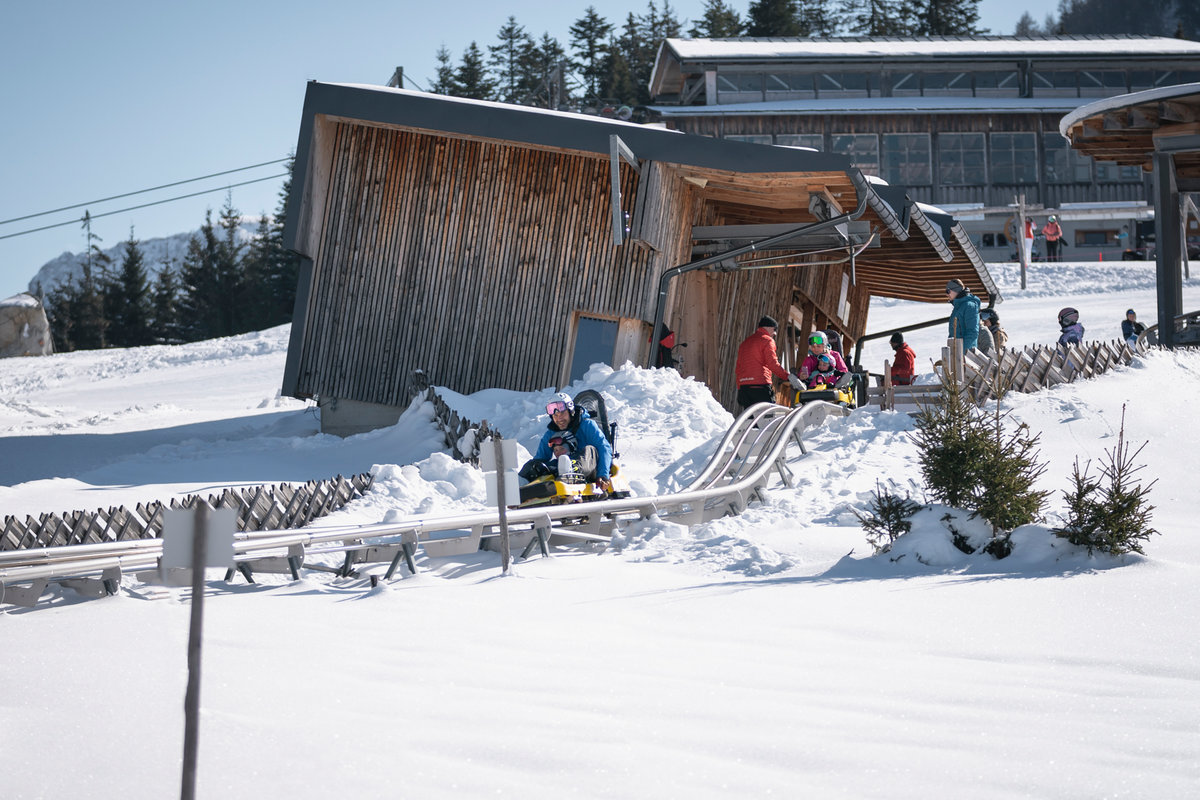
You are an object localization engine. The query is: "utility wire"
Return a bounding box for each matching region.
[0,173,289,241]
[0,158,290,226]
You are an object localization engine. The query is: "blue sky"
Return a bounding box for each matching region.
[0,0,1028,299]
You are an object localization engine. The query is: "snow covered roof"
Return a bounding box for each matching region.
[1060,81,1200,138]
[662,36,1200,62]
[653,96,1088,117]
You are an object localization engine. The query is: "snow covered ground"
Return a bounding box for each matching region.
[3,260,1200,799]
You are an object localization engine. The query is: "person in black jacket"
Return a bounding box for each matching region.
[1121,309,1146,345]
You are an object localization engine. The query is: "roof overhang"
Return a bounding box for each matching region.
[284,82,996,307]
[1060,81,1200,190]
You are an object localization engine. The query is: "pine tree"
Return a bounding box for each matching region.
[840,0,911,35]
[570,6,614,101]
[108,227,152,347]
[489,16,535,104]
[73,211,111,350]
[1054,406,1158,556]
[178,210,222,341]
[265,160,300,328]
[797,0,838,35]
[429,45,459,95]
[855,482,924,554]
[150,258,183,345]
[453,42,496,100]
[44,276,79,352]
[522,33,569,108]
[215,193,246,336]
[689,0,747,37]
[240,214,275,332]
[747,0,804,36]
[913,0,985,36]
[1013,11,1040,35]
[911,366,1048,557]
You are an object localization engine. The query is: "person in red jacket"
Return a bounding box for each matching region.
[889,331,916,385]
[734,316,803,410]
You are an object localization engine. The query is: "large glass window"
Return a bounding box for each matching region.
[716,73,762,102]
[881,133,931,185]
[776,134,824,150]
[765,73,815,98]
[1043,134,1092,184]
[891,72,919,96]
[832,133,879,176]
[1079,70,1128,97]
[1094,162,1144,183]
[939,133,986,186]
[990,132,1038,184]
[1032,70,1078,96]
[817,72,876,97]
[922,72,972,96]
[568,316,618,383]
[974,70,1020,96]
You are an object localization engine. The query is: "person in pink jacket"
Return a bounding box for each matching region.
[798,331,848,379]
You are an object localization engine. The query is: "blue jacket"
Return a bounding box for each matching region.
[1059,323,1085,346]
[534,408,612,479]
[949,292,981,350]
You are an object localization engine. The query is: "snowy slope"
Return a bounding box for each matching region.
[2,260,1199,799]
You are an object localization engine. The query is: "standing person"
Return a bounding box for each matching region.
[734,316,803,410]
[1023,217,1037,265]
[1121,308,1146,346]
[1057,307,1085,346]
[945,279,981,351]
[889,332,915,385]
[980,309,1008,351]
[1042,215,1064,262]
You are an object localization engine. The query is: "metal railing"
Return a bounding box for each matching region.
[1,401,849,607]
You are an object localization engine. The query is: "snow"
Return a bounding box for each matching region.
[0,292,42,308]
[3,260,1200,798]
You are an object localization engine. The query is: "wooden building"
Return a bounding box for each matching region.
[648,36,1200,260]
[281,82,994,435]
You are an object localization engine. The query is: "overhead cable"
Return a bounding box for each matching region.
[0,158,290,226]
[0,173,289,241]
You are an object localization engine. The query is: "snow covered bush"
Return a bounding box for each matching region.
[855,482,923,554]
[910,370,1048,557]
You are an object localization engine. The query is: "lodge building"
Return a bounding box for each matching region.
[281,82,995,434]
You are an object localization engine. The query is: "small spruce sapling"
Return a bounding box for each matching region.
[1054,405,1157,555]
[855,481,924,554]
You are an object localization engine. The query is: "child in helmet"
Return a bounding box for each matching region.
[806,353,845,389]
[798,331,849,380]
[1057,307,1084,346]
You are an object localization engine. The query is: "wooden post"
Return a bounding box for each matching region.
[492,437,512,574]
[1016,194,1028,290]
[180,503,208,800]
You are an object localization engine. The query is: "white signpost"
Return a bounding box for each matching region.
[479,435,519,573]
[162,504,234,800]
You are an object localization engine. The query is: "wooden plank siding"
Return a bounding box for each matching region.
[291,122,694,408]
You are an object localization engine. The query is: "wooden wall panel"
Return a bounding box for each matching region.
[293,123,689,408]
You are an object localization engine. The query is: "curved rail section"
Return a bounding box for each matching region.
[0,402,849,607]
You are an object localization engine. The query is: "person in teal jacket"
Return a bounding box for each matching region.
[945,279,981,351]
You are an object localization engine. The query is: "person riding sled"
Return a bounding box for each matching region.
[798,331,848,380]
[806,353,845,389]
[520,392,614,492]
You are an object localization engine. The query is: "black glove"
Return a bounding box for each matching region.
[518,459,550,481]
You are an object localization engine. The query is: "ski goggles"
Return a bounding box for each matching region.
[546,400,570,415]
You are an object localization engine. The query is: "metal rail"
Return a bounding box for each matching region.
[1,401,849,606]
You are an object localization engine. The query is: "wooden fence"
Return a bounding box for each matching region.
[875,336,1147,412]
[1,473,374,552]
[421,386,498,463]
